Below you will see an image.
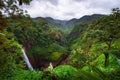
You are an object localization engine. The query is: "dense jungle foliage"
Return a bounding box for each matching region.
[0,0,120,80]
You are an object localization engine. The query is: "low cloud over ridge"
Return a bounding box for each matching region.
[21,0,120,20]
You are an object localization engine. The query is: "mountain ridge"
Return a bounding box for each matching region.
[33,14,104,31]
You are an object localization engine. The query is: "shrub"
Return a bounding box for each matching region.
[53,65,77,80]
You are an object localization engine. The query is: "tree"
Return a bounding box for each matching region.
[87,8,120,67]
[0,0,32,79]
[99,8,120,67]
[0,0,32,31]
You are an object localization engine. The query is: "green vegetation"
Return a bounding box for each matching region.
[0,0,120,79]
[53,65,77,80]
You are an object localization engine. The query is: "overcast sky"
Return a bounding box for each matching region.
[21,0,120,20]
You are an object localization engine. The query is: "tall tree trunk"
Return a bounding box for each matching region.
[104,53,109,67]
[104,41,111,67]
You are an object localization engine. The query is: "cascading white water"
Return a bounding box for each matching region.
[22,48,33,70]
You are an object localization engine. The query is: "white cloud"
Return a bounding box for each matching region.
[20,0,120,20]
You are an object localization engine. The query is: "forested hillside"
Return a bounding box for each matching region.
[33,14,103,33]
[0,0,120,80]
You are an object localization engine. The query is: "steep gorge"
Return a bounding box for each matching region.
[18,14,104,70]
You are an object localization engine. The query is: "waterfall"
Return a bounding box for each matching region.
[22,48,33,70]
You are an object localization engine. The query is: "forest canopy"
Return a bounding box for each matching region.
[0,0,120,80]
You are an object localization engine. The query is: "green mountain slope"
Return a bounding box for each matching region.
[33,14,104,32]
